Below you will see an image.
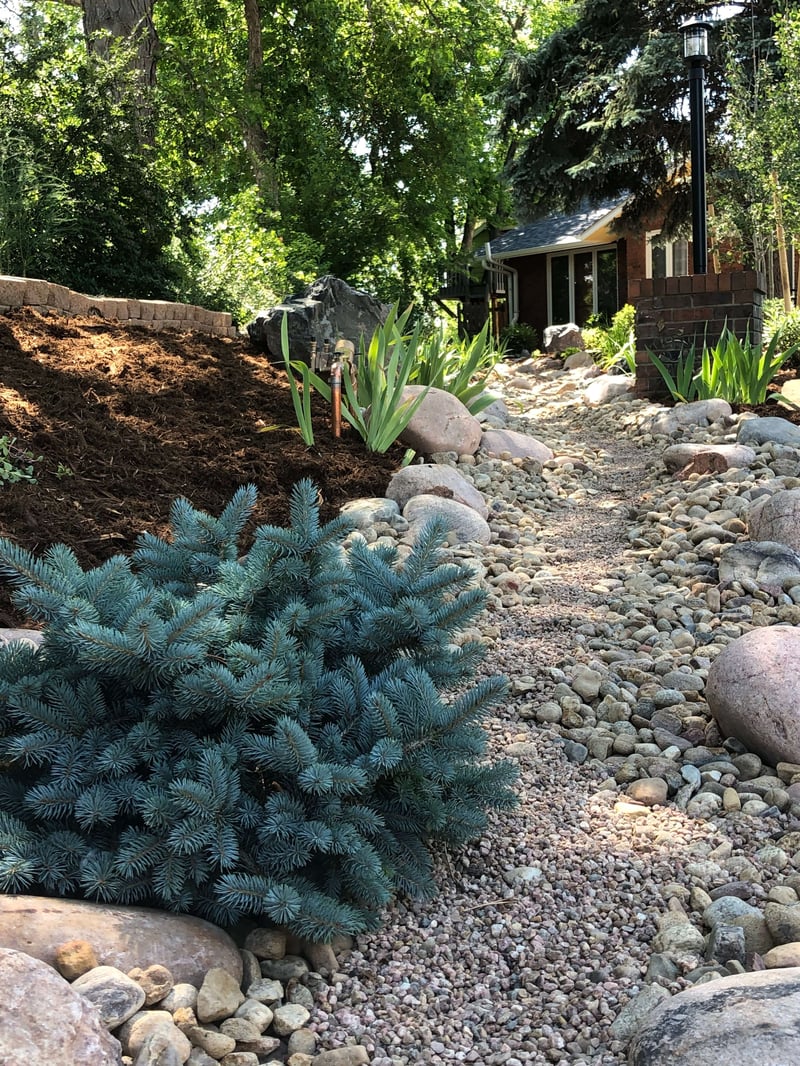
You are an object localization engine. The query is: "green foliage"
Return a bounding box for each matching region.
[582,304,636,374]
[171,189,324,324]
[765,299,800,369]
[0,481,516,939]
[0,437,40,487]
[307,305,430,453]
[279,315,316,447]
[648,325,797,404]
[502,0,780,233]
[499,321,539,354]
[411,321,502,414]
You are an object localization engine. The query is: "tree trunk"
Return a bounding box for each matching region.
[772,170,793,315]
[81,0,159,88]
[242,0,279,207]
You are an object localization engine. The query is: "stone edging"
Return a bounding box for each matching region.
[0,274,238,339]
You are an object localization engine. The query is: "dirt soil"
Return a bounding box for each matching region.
[0,308,404,628]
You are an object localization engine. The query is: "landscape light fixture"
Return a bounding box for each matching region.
[683,17,711,274]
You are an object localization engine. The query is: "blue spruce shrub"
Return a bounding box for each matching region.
[0,480,516,941]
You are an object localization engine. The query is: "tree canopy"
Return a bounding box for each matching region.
[500,0,782,237]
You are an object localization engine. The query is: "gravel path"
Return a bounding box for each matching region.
[310,374,744,1065]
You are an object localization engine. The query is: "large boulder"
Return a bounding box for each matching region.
[748,488,800,552]
[583,375,635,406]
[718,541,800,588]
[0,896,242,988]
[662,443,756,474]
[705,627,800,766]
[403,495,492,545]
[397,387,483,456]
[543,322,583,354]
[628,967,800,1065]
[738,415,800,448]
[246,276,388,365]
[480,428,554,464]
[0,948,123,1065]
[386,465,488,518]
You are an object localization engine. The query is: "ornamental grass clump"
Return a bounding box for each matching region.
[0,480,516,942]
[648,324,798,404]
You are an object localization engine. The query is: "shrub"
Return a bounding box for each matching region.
[648,324,798,404]
[411,320,503,415]
[582,304,636,374]
[499,321,539,354]
[764,299,800,371]
[0,481,516,941]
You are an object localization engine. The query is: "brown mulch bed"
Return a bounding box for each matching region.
[0,308,404,627]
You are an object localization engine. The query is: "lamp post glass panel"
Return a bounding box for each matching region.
[683,18,711,275]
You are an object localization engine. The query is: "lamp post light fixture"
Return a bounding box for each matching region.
[683,17,711,275]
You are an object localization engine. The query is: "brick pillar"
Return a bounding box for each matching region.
[633,270,766,400]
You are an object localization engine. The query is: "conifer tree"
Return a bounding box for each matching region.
[0,480,516,941]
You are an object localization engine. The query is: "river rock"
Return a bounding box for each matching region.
[72,965,147,1028]
[0,947,123,1065]
[706,627,800,766]
[649,399,732,436]
[748,487,800,552]
[583,375,635,406]
[386,464,488,517]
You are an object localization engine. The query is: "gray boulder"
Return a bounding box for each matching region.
[738,415,800,448]
[247,276,388,364]
[583,375,635,406]
[718,541,800,588]
[649,399,732,436]
[748,487,800,552]
[0,948,123,1065]
[72,965,147,1028]
[628,967,800,1065]
[403,495,492,545]
[706,627,800,766]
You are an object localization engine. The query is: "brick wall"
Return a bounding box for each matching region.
[632,269,766,399]
[0,275,238,339]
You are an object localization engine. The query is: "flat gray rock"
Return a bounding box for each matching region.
[629,967,800,1065]
[662,442,756,473]
[737,415,800,447]
[718,540,800,587]
[649,399,732,435]
[480,428,554,464]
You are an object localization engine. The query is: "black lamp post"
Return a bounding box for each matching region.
[683,18,711,275]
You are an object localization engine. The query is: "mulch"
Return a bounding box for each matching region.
[0,308,404,627]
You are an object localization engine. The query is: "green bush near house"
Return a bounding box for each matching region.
[582,304,636,374]
[0,481,516,941]
[648,324,798,405]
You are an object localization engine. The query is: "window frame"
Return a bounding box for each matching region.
[546,244,618,326]
[646,230,689,279]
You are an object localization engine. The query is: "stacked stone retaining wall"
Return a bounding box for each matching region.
[0,275,238,339]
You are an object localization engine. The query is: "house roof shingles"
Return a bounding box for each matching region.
[486,196,627,260]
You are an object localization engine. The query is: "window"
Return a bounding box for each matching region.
[646,231,689,279]
[548,247,618,327]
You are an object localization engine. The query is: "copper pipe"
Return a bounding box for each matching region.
[330,361,342,438]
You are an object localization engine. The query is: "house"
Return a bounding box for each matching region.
[477,196,695,343]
